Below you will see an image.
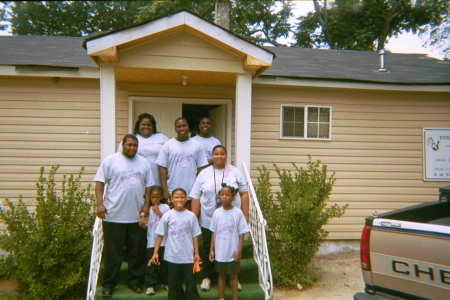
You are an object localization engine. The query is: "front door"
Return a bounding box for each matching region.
[209,105,226,146]
[133,100,181,138]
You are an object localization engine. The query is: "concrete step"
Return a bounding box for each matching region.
[94,282,265,299]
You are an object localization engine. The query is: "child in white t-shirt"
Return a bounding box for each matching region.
[149,188,201,300]
[209,184,250,300]
[139,186,170,296]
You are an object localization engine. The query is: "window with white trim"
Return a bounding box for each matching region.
[281,105,331,139]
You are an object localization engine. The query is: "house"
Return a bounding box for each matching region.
[1,10,449,239]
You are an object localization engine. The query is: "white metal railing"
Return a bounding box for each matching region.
[86,217,103,300]
[243,162,273,300]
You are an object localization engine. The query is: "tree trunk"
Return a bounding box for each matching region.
[215,0,230,30]
[313,0,335,49]
[377,0,402,50]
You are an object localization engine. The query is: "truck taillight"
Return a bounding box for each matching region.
[360,225,371,271]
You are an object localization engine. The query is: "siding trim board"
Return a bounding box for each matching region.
[254,77,450,92]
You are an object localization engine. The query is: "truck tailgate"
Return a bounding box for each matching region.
[369,218,450,299]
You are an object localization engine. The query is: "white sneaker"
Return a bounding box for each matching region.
[200,278,211,291]
[161,284,169,291]
[145,287,155,295]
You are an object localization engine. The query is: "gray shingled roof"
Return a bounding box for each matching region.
[0,35,449,84]
[263,47,450,84]
[0,35,96,69]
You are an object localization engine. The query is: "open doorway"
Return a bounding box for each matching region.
[129,97,231,150]
[183,104,219,136]
[183,104,226,145]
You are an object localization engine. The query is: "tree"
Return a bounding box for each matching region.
[0,2,7,32]
[424,11,450,59]
[2,1,148,36]
[1,0,292,46]
[294,0,449,51]
[230,0,292,46]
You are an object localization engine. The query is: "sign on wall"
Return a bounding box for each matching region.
[424,128,450,181]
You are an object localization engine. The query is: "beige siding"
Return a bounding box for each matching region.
[117,31,243,73]
[251,85,450,240]
[0,76,100,217]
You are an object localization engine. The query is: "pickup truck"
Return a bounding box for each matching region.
[354,186,450,300]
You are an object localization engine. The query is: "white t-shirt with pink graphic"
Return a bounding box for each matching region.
[94,152,154,223]
[146,203,170,248]
[117,133,169,186]
[191,135,221,161]
[155,209,201,264]
[155,138,208,198]
[189,165,248,229]
[209,206,250,263]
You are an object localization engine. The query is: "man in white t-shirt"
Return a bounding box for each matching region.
[94,134,154,298]
[156,117,208,210]
[192,117,221,165]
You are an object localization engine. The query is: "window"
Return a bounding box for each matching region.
[281,105,331,139]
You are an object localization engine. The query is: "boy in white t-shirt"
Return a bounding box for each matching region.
[191,117,221,165]
[156,117,208,210]
[209,184,250,300]
[139,186,170,296]
[149,188,201,300]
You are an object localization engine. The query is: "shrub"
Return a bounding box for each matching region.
[0,166,96,300]
[255,155,348,287]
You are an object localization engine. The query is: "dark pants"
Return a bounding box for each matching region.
[102,221,147,288]
[167,262,200,300]
[145,247,168,287]
[201,226,216,280]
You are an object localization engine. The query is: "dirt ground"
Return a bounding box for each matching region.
[272,250,364,299]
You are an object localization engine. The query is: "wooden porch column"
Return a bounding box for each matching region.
[100,64,116,161]
[235,72,252,173]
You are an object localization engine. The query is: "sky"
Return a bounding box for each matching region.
[0,1,445,60]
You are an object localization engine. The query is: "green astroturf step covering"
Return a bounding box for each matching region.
[94,240,265,299]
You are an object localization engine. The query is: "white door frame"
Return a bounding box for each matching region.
[129,96,232,164]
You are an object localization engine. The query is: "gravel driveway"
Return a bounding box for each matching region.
[272,250,364,299]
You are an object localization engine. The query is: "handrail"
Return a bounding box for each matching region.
[86,217,103,300]
[243,162,273,300]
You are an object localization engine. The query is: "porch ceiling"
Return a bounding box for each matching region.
[115,67,236,87]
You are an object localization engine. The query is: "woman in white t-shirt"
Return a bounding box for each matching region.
[190,145,249,292]
[118,113,169,185]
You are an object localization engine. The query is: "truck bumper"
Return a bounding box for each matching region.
[353,292,400,300]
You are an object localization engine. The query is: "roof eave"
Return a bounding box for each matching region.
[254,75,450,92]
[84,10,274,70]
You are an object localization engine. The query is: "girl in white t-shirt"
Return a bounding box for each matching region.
[149,188,201,300]
[139,186,170,296]
[209,184,250,300]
